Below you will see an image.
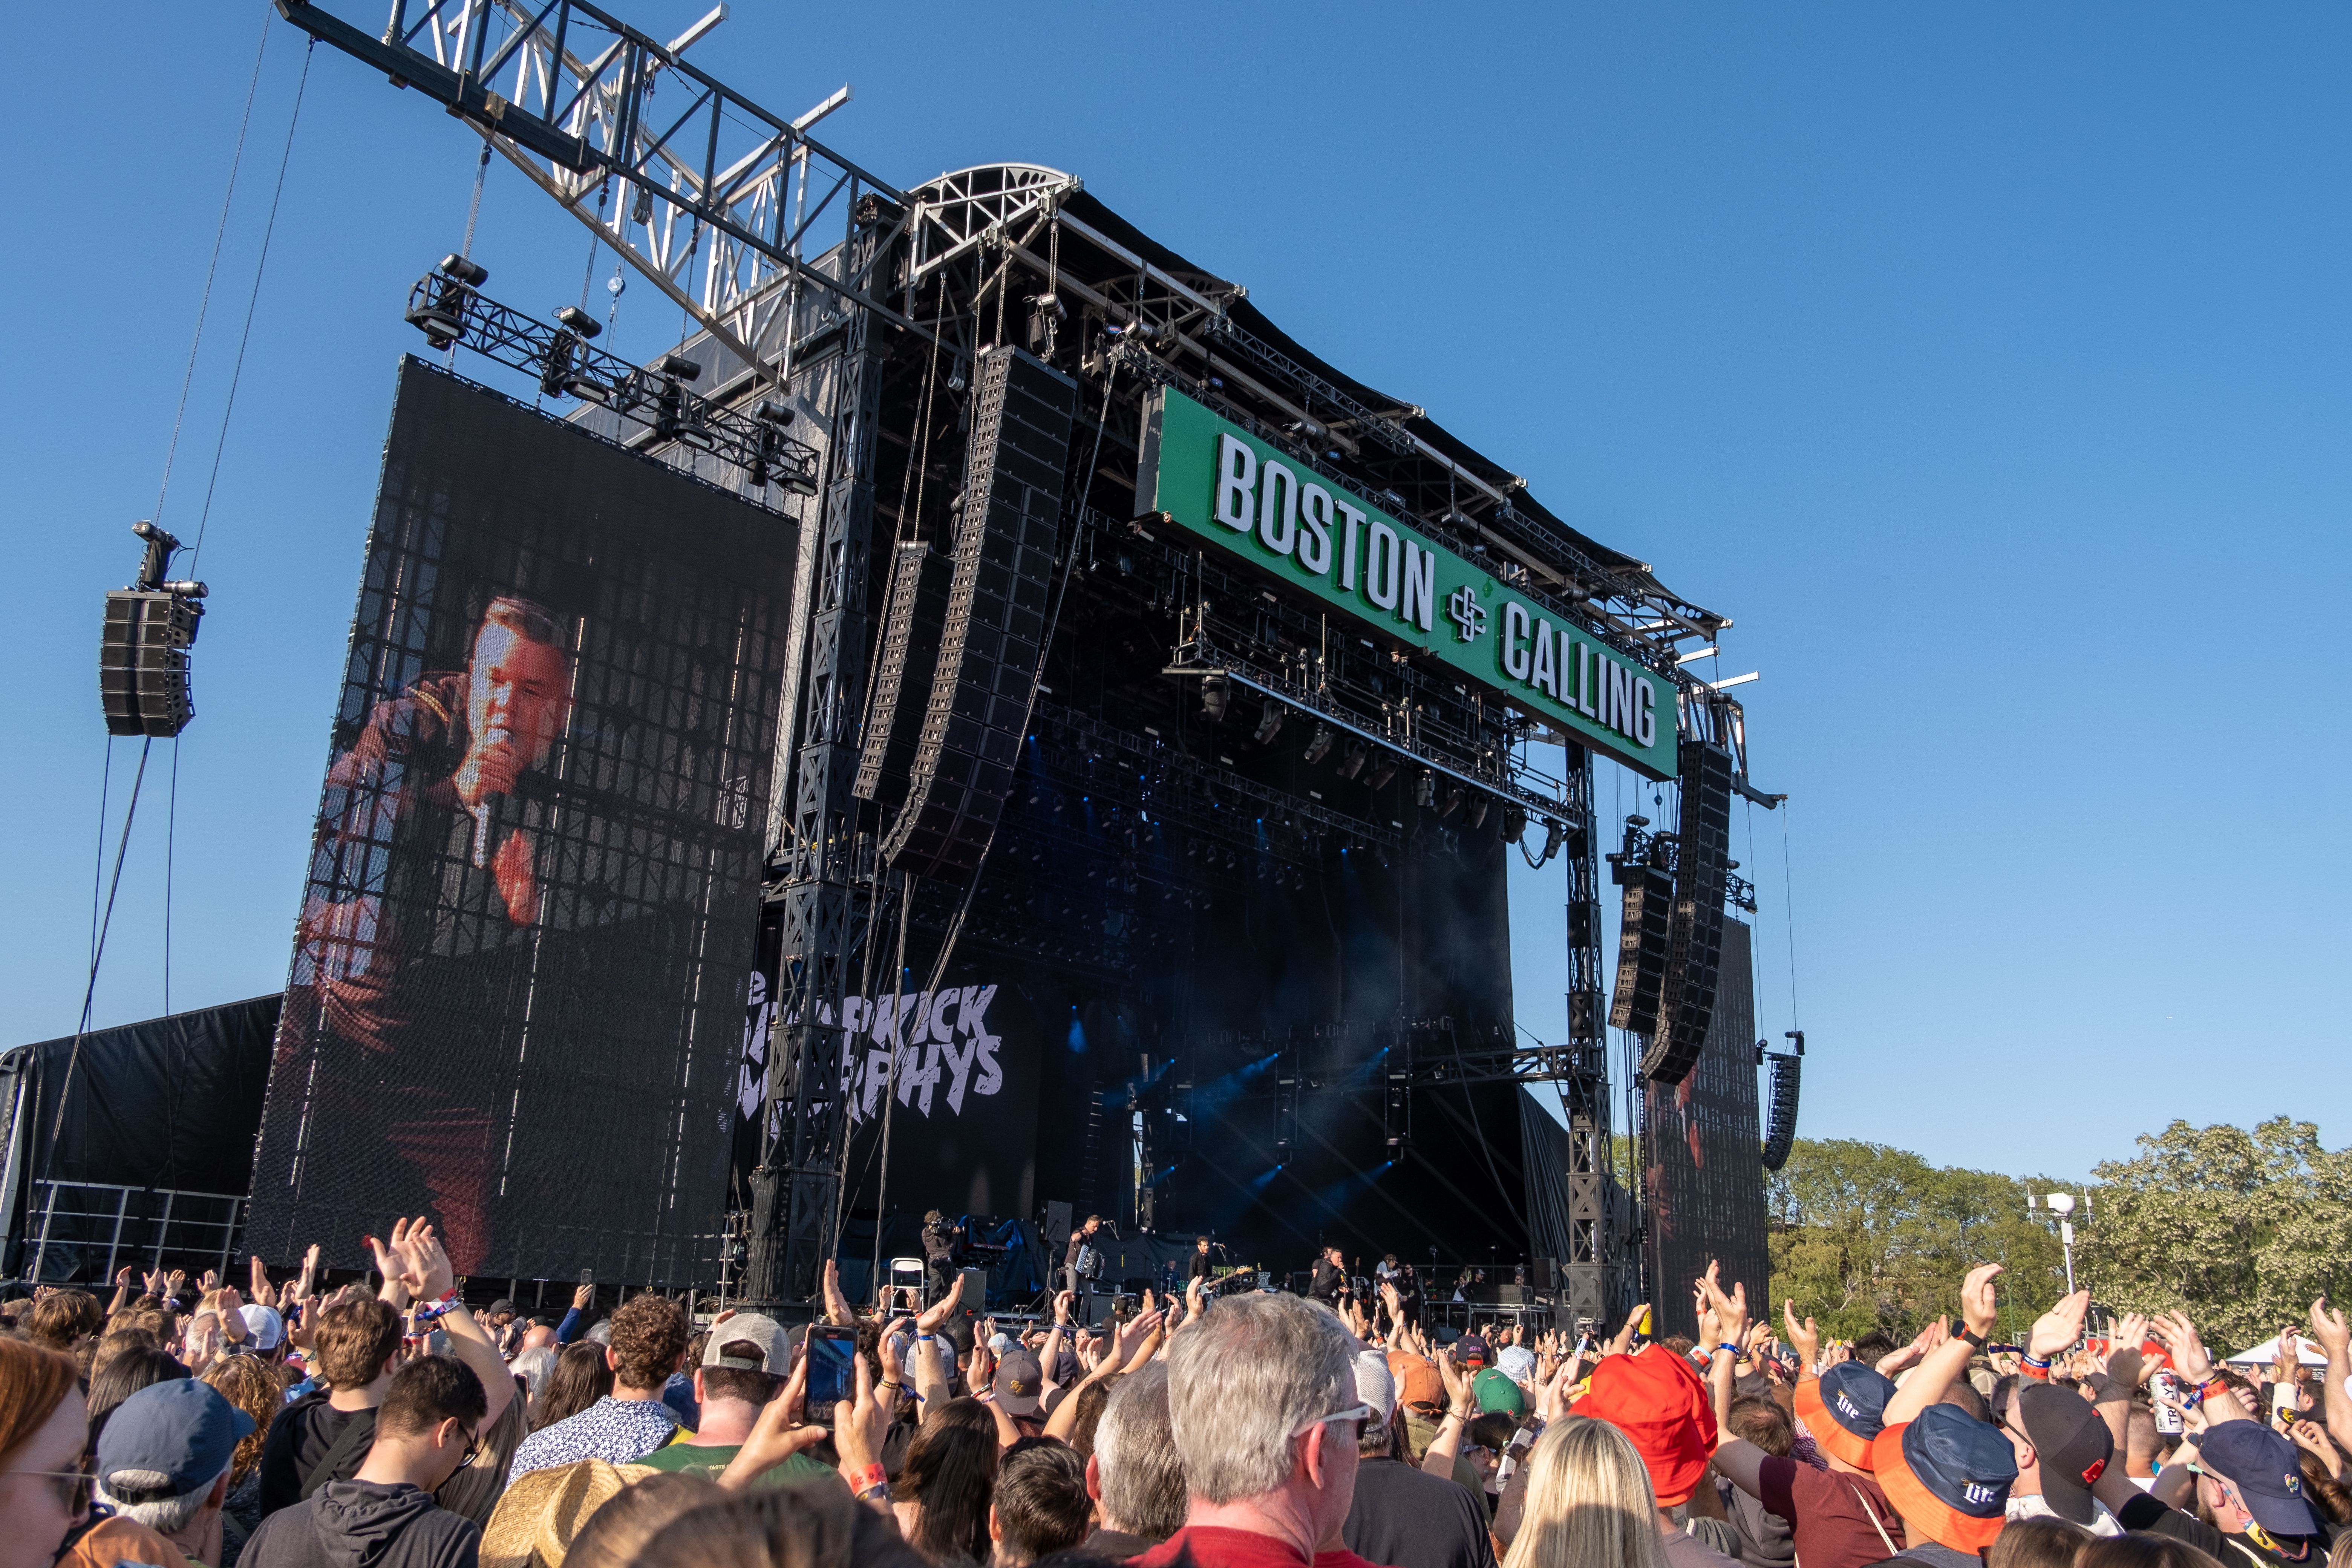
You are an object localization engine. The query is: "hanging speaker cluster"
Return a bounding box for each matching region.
[882,346,1079,885]
[1638,740,1736,1086]
[99,521,207,738]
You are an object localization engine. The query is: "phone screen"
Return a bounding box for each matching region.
[806,1326,858,1419]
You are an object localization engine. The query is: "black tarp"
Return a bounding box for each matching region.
[9,995,277,1196]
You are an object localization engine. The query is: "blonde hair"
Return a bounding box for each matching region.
[1503,1417,1669,1568]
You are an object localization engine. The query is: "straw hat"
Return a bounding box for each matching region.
[479,1459,660,1568]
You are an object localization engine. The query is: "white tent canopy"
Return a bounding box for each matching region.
[2224,1335,2328,1367]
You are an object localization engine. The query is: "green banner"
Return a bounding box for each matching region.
[1137,386,1678,780]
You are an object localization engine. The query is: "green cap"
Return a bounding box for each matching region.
[1473,1366,1528,1417]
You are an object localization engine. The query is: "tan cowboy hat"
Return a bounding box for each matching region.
[479,1459,660,1568]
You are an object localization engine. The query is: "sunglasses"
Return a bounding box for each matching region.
[1293,1403,1374,1441]
[7,1458,94,1516]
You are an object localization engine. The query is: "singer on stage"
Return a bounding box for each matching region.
[1307,1245,1348,1306]
[275,595,575,1271]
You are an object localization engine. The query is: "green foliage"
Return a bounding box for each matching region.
[2076,1117,2352,1352]
[1764,1138,2067,1343]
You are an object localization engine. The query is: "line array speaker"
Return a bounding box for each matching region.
[1639,741,1735,1085]
[1609,864,1675,1037]
[882,346,1078,884]
[1761,1051,1802,1171]
[853,539,952,810]
[100,590,202,737]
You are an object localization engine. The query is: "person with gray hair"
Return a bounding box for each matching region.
[1133,1292,1383,1568]
[1087,1362,1187,1556]
[94,1377,256,1567]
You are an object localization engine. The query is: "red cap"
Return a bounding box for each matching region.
[1571,1345,1718,1506]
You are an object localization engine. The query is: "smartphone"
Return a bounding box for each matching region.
[805,1325,859,1423]
[579,1268,594,1287]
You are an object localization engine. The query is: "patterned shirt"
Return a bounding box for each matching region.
[507,1395,681,1483]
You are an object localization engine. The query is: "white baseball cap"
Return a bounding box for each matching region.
[703,1313,792,1375]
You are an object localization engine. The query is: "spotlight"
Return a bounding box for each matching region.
[437,253,488,285]
[654,353,702,381]
[1438,785,1464,820]
[1302,723,1334,764]
[1413,771,1435,809]
[1368,756,1400,790]
[1538,818,1566,861]
[1335,745,1367,781]
[1253,703,1285,745]
[1502,805,1528,845]
[1466,796,1490,830]
[553,304,601,338]
[754,399,795,426]
[1201,674,1230,723]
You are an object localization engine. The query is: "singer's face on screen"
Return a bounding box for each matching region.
[466,619,571,774]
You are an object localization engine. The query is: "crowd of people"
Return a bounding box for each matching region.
[5,1222,2350,1568]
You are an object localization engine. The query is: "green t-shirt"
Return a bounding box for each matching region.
[632,1437,842,1491]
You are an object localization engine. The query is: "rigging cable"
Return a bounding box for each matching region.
[49,740,157,1158]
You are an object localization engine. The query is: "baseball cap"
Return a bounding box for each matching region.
[2200,1419,2321,1537]
[1572,1345,1716,1506]
[1456,1335,1491,1368]
[1871,1408,2018,1553]
[487,1298,518,1317]
[995,1348,1045,1416]
[238,1304,284,1351]
[1474,1367,1528,1418]
[702,1313,792,1375]
[1388,1351,1442,1410]
[1795,1362,1895,1469]
[2009,1384,2112,1527]
[97,1380,255,1498]
[1355,1351,1399,1424]
[1497,1346,1537,1384]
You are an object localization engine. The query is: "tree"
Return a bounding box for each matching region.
[1765,1138,2067,1342]
[2077,1117,2352,1352]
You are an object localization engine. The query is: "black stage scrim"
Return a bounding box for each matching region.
[1643,919,1768,1333]
[246,358,797,1285]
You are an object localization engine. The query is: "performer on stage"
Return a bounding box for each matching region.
[1063,1213,1105,1298]
[921,1209,965,1302]
[1187,1234,1215,1283]
[1307,1245,1348,1306]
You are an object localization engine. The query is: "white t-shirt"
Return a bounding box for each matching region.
[2007,1492,2125,1536]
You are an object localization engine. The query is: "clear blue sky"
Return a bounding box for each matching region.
[5,3,2345,1185]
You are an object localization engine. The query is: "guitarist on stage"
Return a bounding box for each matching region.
[1188,1234,1216,1284]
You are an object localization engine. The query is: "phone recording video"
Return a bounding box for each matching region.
[805,1325,859,1423]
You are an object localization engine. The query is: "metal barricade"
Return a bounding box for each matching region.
[21,1181,245,1285]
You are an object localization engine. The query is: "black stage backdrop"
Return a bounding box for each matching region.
[247,358,797,1286]
[1643,919,1769,1335]
[10,996,279,1194]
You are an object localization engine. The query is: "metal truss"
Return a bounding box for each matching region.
[403,267,819,492]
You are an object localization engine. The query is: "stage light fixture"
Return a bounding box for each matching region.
[654,354,702,381]
[553,304,601,338]
[1502,805,1527,844]
[1539,818,1566,861]
[1368,756,1400,790]
[755,400,795,426]
[1413,771,1435,808]
[1252,703,1285,744]
[1335,745,1367,780]
[437,253,488,285]
[1302,723,1334,764]
[1201,674,1230,723]
[1466,796,1490,830]
[1438,785,1465,819]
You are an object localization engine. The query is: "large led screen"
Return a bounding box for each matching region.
[245,358,798,1285]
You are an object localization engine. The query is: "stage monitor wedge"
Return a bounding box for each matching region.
[883,346,1079,885]
[1639,740,1736,1086]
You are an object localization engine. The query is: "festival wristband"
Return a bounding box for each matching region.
[2197,1378,2230,1404]
[2018,1358,2052,1382]
[853,1463,887,1494]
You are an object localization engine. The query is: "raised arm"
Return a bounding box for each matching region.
[2153,1311,2246,1426]
[1700,1264,1770,1499]
[1884,1264,2007,1427]
[2309,1298,2352,1455]
[1420,1348,1476,1476]
[398,1222,515,1427]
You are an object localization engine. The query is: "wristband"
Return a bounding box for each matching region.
[852,1463,887,1494]
[2197,1377,2230,1404]
[412,1289,463,1322]
[2019,1350,2051,1370]
[916,1333,935,1342]
[2018,1357,2052,1382]
[1712,1344,1741,1356]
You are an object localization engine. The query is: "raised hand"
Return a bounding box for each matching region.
[2106,1312,2151,1387]
[250,1255,276,1308]
[1053,1289,1075,1326]
[916,1272,964,1333]
[876,1315,914,1388]
[718,1352,828,1492]
[1782,1300,1821,1372]
[821,1259,853,1327]
[142,1268,165,1298]
[394,1219,454,1303]
[572,1282,594,1309]
[1114,1307,1164,1369]
[2152,1311,2217,1383]
[2292,1420,2343,1478]
[2029,1289,2092,1361]
[1699,1262,1750,1346]
[1436,1346,1472,1412]
[2311,1298,2351,1363]
[116,1266,135,1289]
[1957,1263,2002,1339]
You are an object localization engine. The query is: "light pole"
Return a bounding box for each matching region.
[2029,1191,2086,1294]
